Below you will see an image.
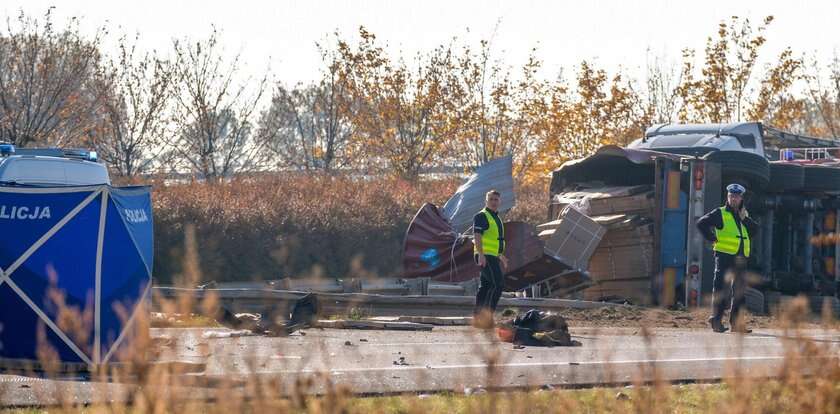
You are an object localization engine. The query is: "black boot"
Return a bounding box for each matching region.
[708,316,728,333]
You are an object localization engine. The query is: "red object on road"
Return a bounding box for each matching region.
[497,326,515,343]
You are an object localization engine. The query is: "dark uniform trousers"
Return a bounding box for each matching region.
[474,255,504,316]
[711,253,748,326]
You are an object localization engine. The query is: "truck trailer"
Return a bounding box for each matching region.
[549,122,840,313]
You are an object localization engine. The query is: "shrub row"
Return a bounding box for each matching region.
[151,175,548,284]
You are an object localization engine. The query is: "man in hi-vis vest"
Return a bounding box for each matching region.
[472,190,509,328]
[696,183,758,334]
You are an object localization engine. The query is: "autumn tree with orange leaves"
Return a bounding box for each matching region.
[675,16,806,131]
[333,28,454,179]
[523,62,646,180]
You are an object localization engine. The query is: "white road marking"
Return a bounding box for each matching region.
[362,341,496,347]
[267,354,801,375]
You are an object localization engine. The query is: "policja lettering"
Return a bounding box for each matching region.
[0,205,51,220]
[124,209,149,223]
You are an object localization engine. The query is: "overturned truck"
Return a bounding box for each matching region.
[551,122,840,312]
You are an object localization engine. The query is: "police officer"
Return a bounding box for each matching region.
[472,189,509,328]
[696,183,757,334]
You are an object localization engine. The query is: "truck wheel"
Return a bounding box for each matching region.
[703,151,770,190]
[745,287,767,315]
[803,165,840,192]
[769,162,805,191]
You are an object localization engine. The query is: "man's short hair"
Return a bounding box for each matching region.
[486,190,501,199]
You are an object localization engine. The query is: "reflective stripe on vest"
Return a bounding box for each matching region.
[714,208,750,257]
[475,209,503,256]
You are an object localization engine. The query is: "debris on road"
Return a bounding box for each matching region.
[464,387,487,396]
[202,330,254,339]
[401,155,590,293]
[315,320,434,331]
[211,293,319,336]
[540,205,606,271]
[403,205,592,292]
[368,316,472,326]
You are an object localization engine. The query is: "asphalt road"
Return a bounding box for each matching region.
[2,325,839,406]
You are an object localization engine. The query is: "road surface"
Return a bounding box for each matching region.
[2,325,838,406]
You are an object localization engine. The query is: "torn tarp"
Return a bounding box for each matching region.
[442,155,515,235]
[401,203,480,283]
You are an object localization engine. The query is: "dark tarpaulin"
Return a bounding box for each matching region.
[401,203,478,283]
[402,203,589,291]
[550,146,681,194]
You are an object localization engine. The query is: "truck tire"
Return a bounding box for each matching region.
[745,287,767,315]
[703,151,770,190]
[808,295,840,317]
[769,162,805,191]
[803,165,840,192]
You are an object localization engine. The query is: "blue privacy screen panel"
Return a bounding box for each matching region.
[0,185,153,366]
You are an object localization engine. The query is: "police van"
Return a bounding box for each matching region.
[0,143,109,186]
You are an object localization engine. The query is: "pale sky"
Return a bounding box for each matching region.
[3,0,840,87]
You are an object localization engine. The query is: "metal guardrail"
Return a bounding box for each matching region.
[152,287,622,318]
[201,278,475,296]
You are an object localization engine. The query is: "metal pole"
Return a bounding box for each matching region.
[785,215,793,272]
[835,209,840,286]
[805,212,815,275]
[763,209,774,278]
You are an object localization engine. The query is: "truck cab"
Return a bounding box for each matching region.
[629,122,767,158]
[0,144,109,186]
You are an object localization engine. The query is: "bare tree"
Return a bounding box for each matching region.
[0,9,109,147]
[641,51,682,125]
[258,48,354,172]
[96,34,173,177]
[167,29,267,179]
[804,54,840,138]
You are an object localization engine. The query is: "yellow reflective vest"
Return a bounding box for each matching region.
[714,208,750,257]
[475,208,504,256]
